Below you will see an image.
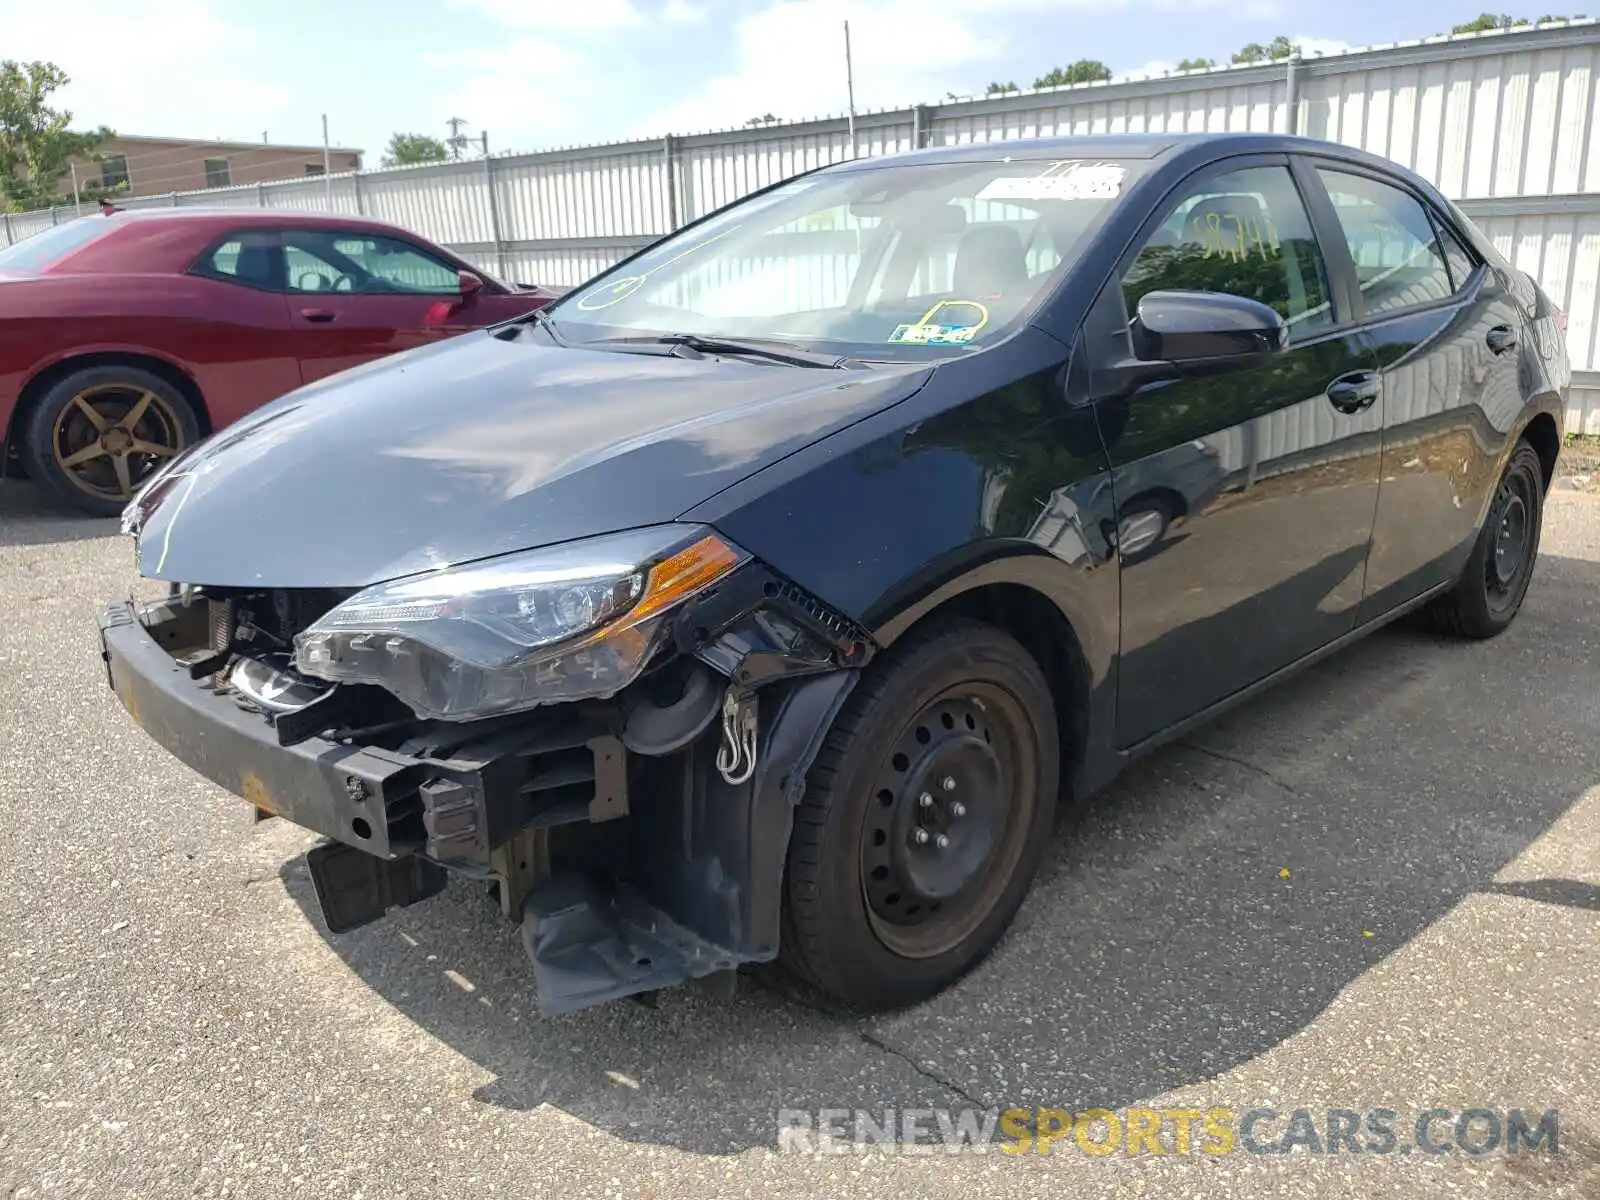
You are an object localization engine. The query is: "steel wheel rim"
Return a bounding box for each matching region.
[1486,475,1533,595]
[859,682,1036,960]
[51,384,186,502]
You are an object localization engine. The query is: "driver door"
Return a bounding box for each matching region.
[1091,156,1383,746]
[282,228,467,384]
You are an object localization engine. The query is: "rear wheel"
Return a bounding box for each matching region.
[1423,440,1545,639]
[781,619,1059,1010]
[21,365,199,517]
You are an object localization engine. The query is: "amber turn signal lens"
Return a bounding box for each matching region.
[626,534,744,625]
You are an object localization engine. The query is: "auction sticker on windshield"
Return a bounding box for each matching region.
[887,322,982,345]
[978,161,1125,202]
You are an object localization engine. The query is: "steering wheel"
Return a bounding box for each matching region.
[331,274,355,293]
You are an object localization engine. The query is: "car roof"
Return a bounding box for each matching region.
[94,206,400,230]
[825,132,1408,173]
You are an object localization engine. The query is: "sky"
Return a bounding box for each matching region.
[7,0,1528,167]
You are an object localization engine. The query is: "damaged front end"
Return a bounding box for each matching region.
[97,530,871,1014]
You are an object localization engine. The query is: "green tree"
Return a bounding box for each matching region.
[743,113,779,127]
[1232,35,1295,63]
[1032,59,1113,88]
[986,80,1020,94]
[380,132,448,167]
[0,60,113,211]
[1450,12,1582,32]
[1177,57,1217,71]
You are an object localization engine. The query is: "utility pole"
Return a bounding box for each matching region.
[480,130,489,158]
[69,163,82,216]
[843,20,859,159]
[446,117,470,161]
[321,113,332,205]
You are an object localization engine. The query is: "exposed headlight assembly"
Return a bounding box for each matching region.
[292,525,746,721]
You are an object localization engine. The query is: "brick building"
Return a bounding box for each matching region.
[59,134,364,200]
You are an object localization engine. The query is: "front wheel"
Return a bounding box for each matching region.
[781,619,1059,1010]
[1423,440,1546,639]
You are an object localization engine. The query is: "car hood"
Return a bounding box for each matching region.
[129,330,933,588]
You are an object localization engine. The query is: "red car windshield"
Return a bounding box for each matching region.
[0,218,114,272]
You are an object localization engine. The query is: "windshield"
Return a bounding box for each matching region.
[0,218,112,272]
[549,157,1147,359]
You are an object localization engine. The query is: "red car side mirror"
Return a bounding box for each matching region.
[458,270,485,298]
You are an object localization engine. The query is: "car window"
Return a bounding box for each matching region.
[334,235,460,293]
[1431,216,1478,291]
[0,218,113,271]
[900,205,1062,302]
[1314,168,1455,316]
[551,157,1151,360]
[283,230,459,295]
[196,230,280,288]
[1122,164,1333,337]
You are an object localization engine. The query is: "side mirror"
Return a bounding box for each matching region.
[458,270,485,298]
[1130,289,1288,365]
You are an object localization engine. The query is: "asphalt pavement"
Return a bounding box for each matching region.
[0,479,1595,1199]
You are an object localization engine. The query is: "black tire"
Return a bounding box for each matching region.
[1423,440,1545,639]
[780,619,1059,1010]
[20,365,199,517]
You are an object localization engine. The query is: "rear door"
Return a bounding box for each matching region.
[282,228,476,384]
[1089,155,1382,746]
[1306,163,1526,616]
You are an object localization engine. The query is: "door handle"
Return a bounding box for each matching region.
[299,308,337,323]
[1325,370,1380,414]
[1486,324,1518,355]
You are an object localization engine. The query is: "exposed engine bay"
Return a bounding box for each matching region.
[99,558,873,1014]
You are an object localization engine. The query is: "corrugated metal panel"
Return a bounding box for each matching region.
[1298,36,1600,198]
[1567,373,1600,434]
[496,148,668,241]
[676,125,889,222]
[1463,204,1600,371]
[930,72,1286,144]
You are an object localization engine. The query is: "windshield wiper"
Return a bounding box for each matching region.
[497,306,565,344]
[588,332,849,369]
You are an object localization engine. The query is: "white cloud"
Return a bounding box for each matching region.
[635,0,1289,137]
[425,39,599,146]
[1293,35,1355,58]
[638,0,1008,135]
[448,0,702,31]
[661,0,710,22]
[6,0,291,142]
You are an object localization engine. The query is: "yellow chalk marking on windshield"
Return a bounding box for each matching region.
[915,299,989,332]
[573,225,744,311]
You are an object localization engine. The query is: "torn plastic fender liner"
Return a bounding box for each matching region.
[521,667,858,1015]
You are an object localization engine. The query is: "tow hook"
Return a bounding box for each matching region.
[715,686,759,785]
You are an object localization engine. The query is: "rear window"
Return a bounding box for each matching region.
[0,218,114,272]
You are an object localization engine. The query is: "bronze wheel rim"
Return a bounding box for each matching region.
[51,384,186,503]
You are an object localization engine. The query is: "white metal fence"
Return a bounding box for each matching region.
[4,19,1599,431]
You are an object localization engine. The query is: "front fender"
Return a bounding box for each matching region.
[689,331,1123,798]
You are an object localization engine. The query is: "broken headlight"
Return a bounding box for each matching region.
[292,525,746,720]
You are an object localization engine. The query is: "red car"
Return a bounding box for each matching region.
[0,208,562,515]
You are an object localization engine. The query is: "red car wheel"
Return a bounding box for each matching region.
[22,365,200,517]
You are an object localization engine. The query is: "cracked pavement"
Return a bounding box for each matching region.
[0,482,1596,1199]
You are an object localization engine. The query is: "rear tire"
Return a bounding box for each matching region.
[780,619,1059,1010]
[20,365,199,518]
[1423,440,1545,639]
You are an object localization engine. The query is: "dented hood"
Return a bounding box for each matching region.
[129,330,932,588]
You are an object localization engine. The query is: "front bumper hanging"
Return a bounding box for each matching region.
[98,580,863,1014]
